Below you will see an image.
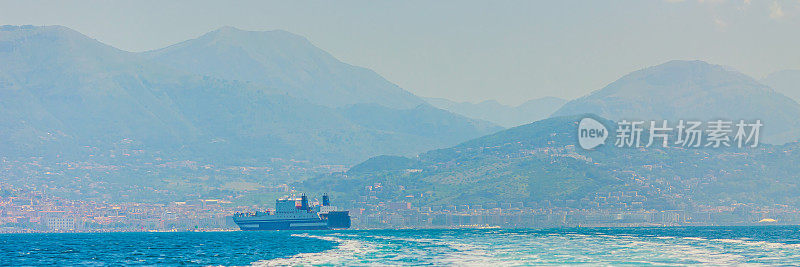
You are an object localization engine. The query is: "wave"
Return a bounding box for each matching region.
[250,234,377,266]
[711,238,800,250]
[249,229,800,266]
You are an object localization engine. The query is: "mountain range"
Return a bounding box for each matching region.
[145,26,424,109]
[424,97,567,128]
[5,25,800,206]
[300,60,800,211]
[301,114,800,209]
[552,60,800,144]
[0,25,500,165]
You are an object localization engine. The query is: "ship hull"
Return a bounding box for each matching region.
[233,211,350,231]
[233,194,350,231]
[234,218,329,231]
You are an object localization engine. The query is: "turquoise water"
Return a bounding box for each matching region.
[2,226,800,266]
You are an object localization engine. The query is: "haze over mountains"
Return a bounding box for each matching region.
[761,69,800,103]
[145,26,423,109]
[5,24,800,206]
[302,114,800,210]
[301,60,800,211]
[0,25,499,164]
[425,97,567,128]
[552,60,800,144]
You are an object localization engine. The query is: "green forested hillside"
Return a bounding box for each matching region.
[552,60,800,144]
[0,25,500,165]
[300,115,800,210]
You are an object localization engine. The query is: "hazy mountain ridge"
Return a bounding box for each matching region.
[6,25,800,206]
[301,115,800,209]
[0,25,499,165]
[0,25,199,157]
[552,60,800,144]
[761,69,800,103]
[339,103,500,143]
[145,26,424,109]
[425,97,567,128]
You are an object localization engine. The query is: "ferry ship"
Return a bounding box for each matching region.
[232,194,351,230]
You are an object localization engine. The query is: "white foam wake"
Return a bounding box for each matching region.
[248,230,800,266]
[250,233,377,266]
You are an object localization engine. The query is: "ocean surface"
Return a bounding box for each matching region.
[2,226,800,266]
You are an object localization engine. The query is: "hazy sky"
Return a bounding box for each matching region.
[2,0,799,105]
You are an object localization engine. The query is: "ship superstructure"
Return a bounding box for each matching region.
[233,194,350,230]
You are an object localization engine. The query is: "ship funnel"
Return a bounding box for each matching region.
[322,194,330,206]
[300,194,309,211]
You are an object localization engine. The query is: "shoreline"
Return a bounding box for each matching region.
[2,223,794,234]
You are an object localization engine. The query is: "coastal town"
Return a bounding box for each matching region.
[2,122,799,233]
[2,178,795,233]
[2,139,798,232]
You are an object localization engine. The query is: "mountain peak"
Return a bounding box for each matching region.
[660,59,710,66]
[1,24,70,32]
[198,26,308,46]
[0,24,126,55]
[214,25,242,32]
[638,60,747,80]
[205,25,245,37]
[662,60,748,77]
[0,25,131,74]
[0,25,494,167]
[552,60,800,143]
[1,24,91,42]
[148,27,424,109]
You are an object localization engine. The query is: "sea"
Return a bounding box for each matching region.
[2,226,800,266]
